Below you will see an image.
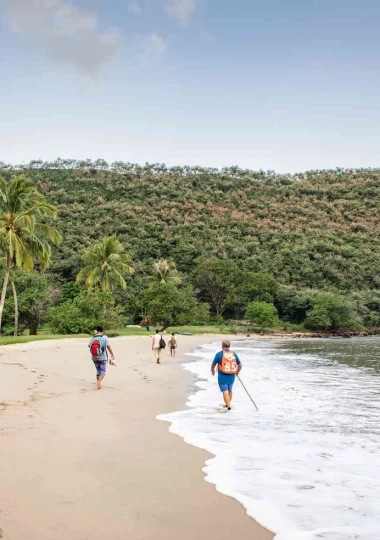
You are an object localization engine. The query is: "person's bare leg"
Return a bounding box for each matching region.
[222,391,231,409]
[97,374,105,390]
[229,391,233,404]
[156,349,161,364]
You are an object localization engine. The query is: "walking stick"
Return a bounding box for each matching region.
[237,375,259,411]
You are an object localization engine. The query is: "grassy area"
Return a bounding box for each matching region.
[106,327,153,337]
[109,325,231,336]
[168,325,248,335]
[0,333,90,346]
[111,324,258,337]
[0,324,257,346]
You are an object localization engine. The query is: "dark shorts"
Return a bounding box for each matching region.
[93,359,107,377]
[219,383,234,393]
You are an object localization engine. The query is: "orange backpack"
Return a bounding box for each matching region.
[219,351,238,374]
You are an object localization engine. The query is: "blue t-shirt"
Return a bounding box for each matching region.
[212,349,241,385]
[89,334,110,361]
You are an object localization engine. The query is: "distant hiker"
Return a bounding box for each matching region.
[152,329,166,364]
[89,325,115,390]
[211,340,242,410]
[169,333,177,357]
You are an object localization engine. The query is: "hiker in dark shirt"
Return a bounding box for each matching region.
[152,329,165,364]
[169,333,178,356]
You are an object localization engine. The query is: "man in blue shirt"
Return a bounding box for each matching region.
[89,325,115,390]
[211,340,242,410]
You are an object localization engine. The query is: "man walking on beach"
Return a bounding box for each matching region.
[211,340,242,410]
[89,325,115,390]
[152,329,165,364]
[169,333,177,357]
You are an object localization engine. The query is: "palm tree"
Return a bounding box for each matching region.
[76,236,134,292]
[153,259,181,285]
[0,176,62,332]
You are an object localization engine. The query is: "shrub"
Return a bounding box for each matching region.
[305,293,358,331]
[48,289,124,334]
[143,283,210,329]
[305,306,331,330]
[245,301,280,329]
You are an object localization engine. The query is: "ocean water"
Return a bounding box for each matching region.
[158,338,380,540]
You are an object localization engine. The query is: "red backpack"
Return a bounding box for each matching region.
[89,335,105,357]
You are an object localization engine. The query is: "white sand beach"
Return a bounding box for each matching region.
[0,335,273,540]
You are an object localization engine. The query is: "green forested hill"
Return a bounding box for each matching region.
[8,161,379,290]
[1,160,380,333]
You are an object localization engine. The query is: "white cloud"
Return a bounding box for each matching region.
[128,1,142,15]
[165,0,198,24]
[141,31,167,59]
[128,0,199,24]
[0,0,124,78]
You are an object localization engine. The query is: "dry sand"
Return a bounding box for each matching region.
[0,335,274,540]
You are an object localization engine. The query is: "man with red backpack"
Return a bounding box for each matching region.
[211,340,242,410]
[89,325,115,389]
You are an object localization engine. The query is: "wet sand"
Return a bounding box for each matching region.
[0,335,274,540]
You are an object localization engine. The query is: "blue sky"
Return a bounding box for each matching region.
[1,0,380,172]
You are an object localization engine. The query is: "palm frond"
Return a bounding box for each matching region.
[33,223,62,245]
[76,265,98,283]
[86,267,102,289]
[109,267,127,290]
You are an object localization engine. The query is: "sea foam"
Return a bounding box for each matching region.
[158,339,380,540]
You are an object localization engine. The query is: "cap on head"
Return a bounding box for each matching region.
[222,340,230,349]
[96,325,104,333]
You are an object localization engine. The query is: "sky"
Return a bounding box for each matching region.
[1,0,380,173]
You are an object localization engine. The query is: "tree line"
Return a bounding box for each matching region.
[0,161,379,335]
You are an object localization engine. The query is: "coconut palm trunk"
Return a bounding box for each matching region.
[11,280,18,336]
[0,252,11,333]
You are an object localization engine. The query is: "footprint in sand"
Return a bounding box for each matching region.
[31,391,62,402]
[1,362,24,368]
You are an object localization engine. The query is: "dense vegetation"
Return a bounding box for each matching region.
[0,159,379,335]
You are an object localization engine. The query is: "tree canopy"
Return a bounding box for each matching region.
[0,160,379,334]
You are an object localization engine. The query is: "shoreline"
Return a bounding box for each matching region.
[0,326,378,348]
[0,334,274,540]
